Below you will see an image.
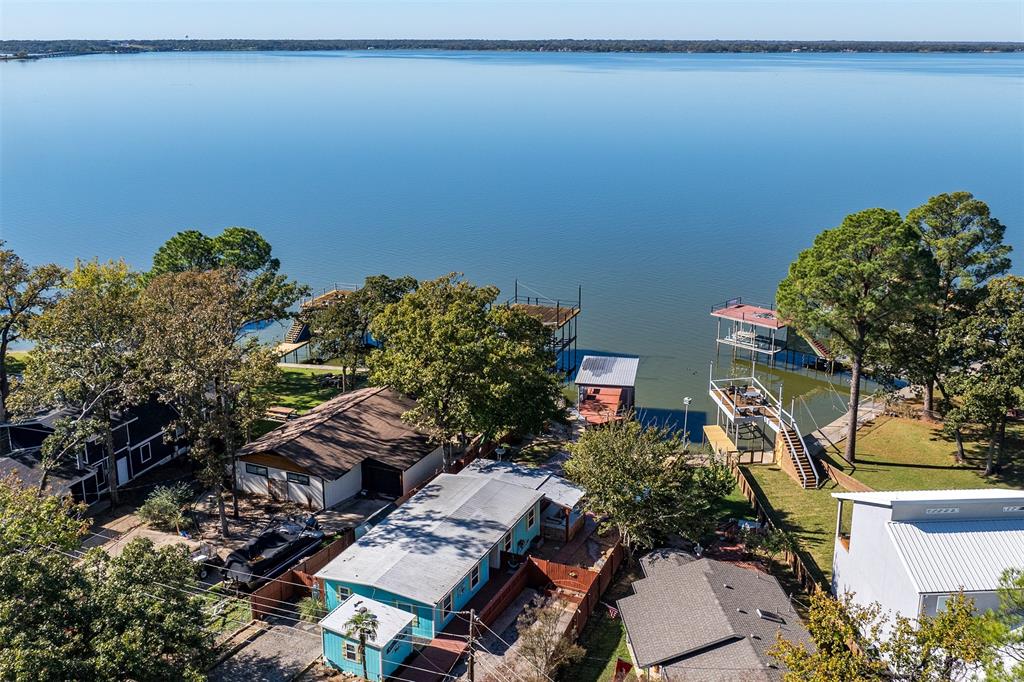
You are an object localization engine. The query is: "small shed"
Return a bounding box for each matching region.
[321,595,415,681]
[574,355,639,424]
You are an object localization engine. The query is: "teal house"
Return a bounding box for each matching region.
[316,472,544,649]
[321,595,415,681]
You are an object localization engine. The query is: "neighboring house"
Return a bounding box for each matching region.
[316,473,544,642]
[234,387,444,510]
[832,489,1024,619]
[0,397,182,508]
[321,594,415,682]
[574,355,639,425]
[458,457,586,542]
[617,549,810,681]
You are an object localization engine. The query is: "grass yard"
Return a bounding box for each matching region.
[6,350,28,375]
[743,465,845,580]
[265,368,347,412]
[564,611,632,682]
[845,416,1024,490]
[203,583,252,635]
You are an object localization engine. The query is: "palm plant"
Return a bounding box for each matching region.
[344,607,379,680]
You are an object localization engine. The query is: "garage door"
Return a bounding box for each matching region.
[362,460,402,498]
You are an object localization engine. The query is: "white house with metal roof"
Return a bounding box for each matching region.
[832,489,1024,619]
[315,473,544,641]
[459,458,586,542]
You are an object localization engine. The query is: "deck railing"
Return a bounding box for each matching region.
[709,375,821,487]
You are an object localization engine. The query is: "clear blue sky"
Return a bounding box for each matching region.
[2,1,1022,42]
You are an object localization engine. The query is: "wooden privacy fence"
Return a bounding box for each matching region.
[731,464,827,594]
[251,529,355,620]
[526,540,626,641]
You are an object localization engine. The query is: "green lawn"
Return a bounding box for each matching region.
[265,368,347,412]
[844,417,1024,490]
[745,416,1022,582]
[744,465,843,581]
[6,350,28,374]
[563,611,632,682]
[203,583,252,635]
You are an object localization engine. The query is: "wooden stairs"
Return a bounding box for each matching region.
[780,426,819,489]
[283,319,308,344]
[799,331,833,360]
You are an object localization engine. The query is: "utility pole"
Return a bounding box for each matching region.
[467,608,476,682]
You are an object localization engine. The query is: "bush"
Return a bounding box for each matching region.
[137,483,193,532]
[298,596,327,623]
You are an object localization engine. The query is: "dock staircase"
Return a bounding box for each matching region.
[283,318,308,344]
[778,424,819,489]
[799,330,833,360]
[709,372,822,490]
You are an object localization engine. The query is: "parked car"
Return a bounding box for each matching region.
[221,518,324,591]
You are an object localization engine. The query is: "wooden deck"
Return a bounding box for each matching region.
[301,288,353,309]
[703,425,738,456]
[711,303,785,329]
[512,302,580,327]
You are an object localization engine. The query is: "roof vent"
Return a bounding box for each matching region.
[925,507,960,515]
[757,609,785,624]
[723,583,733,589]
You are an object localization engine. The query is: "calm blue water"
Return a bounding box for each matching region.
[2,51,1022,430]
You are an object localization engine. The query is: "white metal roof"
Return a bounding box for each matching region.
[315,473,543,606]
[459,458,584,509]
[833,489,1024,507]
[320,595,414,648]
[574,355,639,388]
[887,519,1024,593]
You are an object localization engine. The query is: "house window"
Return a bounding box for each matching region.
[527,506,536,529]
[470,562,481,590]
[936,595,952,612]
[502,532,512,553]
[246,464,269,477]
[343,641,360,662]
[287,472,311,486]
[440,592,453,620]
[139,441,152,464]
[335,585,351,603]
[385,638,401,655]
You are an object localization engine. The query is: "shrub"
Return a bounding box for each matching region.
[298,596,327,623]
[137,483,193,532]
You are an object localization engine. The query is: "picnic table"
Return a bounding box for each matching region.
[265,406,298,422]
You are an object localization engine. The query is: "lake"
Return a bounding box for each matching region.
[2,50,1022,432]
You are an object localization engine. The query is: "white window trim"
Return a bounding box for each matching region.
[139,441,152,464]
[527,506,537,529]
[343,641,360,662]
[469,562,481,589]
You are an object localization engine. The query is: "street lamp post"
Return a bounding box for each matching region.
[682,396,692,448]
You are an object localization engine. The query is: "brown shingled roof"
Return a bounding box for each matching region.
[237,387,435,480]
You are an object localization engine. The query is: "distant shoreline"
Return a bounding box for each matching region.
[2,38,1022,60]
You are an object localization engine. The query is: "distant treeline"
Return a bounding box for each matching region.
[2,39,1022,57]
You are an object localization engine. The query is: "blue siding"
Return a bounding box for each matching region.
[324,499,543,639]
[323,626,413,681]
[325,582,436,640]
